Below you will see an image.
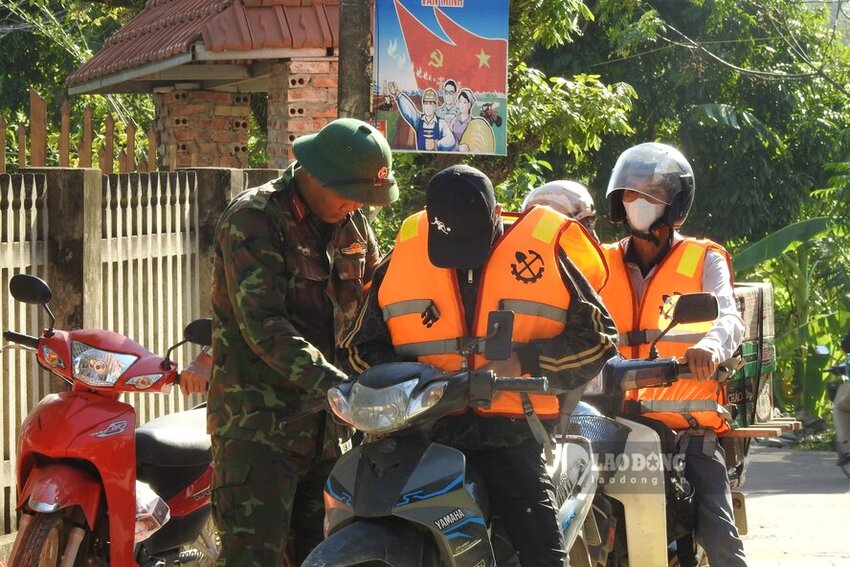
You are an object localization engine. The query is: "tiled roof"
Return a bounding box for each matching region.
[67,0,340,87]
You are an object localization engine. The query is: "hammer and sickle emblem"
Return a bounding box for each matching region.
[510,250,545,284]
[429,49,444,68]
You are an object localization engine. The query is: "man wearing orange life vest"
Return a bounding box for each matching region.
[600,143,746,566]
[341,164,617,567]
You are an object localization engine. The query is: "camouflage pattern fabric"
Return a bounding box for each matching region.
[211,432,334,566]
[208,163,380,565]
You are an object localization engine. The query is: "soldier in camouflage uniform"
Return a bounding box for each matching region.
[208,118,398,566]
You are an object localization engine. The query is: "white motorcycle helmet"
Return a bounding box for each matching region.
[522,180,597,227]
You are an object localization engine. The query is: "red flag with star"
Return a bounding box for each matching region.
[393,0,507,95]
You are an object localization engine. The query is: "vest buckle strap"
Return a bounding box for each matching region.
[457,336,483,355]
[626,329,649,346]
[520,392,555,466]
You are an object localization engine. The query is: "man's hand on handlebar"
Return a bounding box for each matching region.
[480,352,522,379]
[179,349,211,396]
[683,345,718,382]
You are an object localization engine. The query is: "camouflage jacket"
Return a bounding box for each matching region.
[208,164,381,443]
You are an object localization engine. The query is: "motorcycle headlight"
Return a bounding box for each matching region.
[71,341,138,388]
[583,371,605,396]
[328,387,352,425]
[342,378,448,434]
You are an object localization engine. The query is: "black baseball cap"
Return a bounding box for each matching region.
[426,165,497,269]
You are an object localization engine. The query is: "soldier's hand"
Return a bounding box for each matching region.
[683,346,717,382]
[179,350,212,396]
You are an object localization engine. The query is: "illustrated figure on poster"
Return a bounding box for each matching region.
[388,81,455,151]
[452,88,495,154]
[450,87,474,150]
[479,101,503,127]
[436,79,460,123]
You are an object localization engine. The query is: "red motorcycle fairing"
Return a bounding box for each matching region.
[17,390,138,567]
[166,465,213,518]
[19,463,102,527]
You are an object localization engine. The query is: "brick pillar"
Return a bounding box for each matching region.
[154,90,251,170]
[267,59,339,169]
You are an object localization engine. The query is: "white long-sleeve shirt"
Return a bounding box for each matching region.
[624,232,745,362]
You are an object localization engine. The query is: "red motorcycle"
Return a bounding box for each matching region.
[2,274,218,566]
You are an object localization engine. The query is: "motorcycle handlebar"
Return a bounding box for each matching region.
[606,357,684,392]
[3,331,39,349]
[492,376,549,393]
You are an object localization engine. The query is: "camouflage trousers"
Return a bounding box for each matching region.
[211,429,335,566]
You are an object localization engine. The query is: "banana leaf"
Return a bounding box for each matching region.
[733,217,830,275]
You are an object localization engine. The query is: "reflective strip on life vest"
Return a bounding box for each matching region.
[618,329,710,347]
[395,339,459,358]
[500,299,567,325]
[382,299,432,320]
[639,399,723,413]
[396,338,529,358]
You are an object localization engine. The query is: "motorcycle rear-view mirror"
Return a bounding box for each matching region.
[667,292,718,324]
[9,274,56,334]
[161,318,212,370]
[484,310,514,361]
[183,318,212,347]
[9,274,52,305]
[648,293,718,360]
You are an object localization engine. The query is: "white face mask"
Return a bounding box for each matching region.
[624,197,666,232]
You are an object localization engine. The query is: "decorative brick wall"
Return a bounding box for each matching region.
[154,90,251,169]
[267,59,339,169]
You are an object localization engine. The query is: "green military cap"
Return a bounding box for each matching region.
[293,118,399,206]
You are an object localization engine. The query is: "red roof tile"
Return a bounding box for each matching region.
[67,0,341,87]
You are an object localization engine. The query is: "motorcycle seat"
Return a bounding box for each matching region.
[136,408,211,468]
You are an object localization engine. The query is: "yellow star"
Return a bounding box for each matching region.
[476,48,491,68]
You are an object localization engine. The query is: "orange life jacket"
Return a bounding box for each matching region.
[378,206,575,419]
[600,237,734,433]
[502,209,609,293]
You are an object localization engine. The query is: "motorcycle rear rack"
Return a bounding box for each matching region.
[722,418,801,438]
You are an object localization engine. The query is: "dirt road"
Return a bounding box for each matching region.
[741,443,850,566]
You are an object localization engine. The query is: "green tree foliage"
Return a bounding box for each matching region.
[0,0,153,166]
[536,0,850,245]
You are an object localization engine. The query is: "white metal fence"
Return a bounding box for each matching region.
[103,171,204,422]
[0,170,205,535]
[0,173,49,533]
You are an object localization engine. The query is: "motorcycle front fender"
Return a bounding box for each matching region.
[18,463,102,528]
[302,520,434,567]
